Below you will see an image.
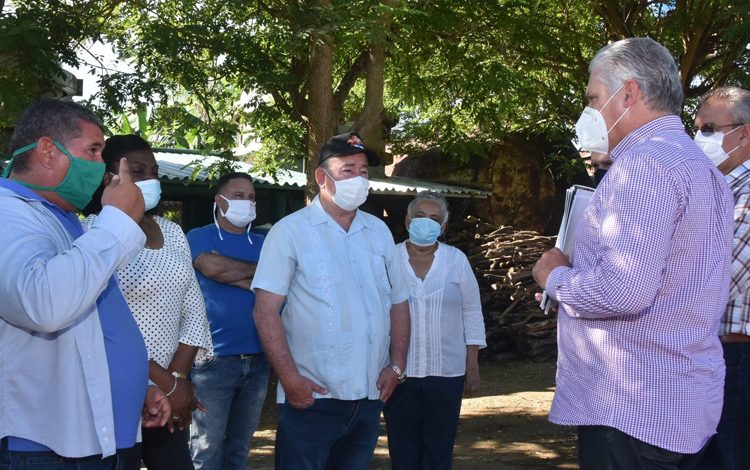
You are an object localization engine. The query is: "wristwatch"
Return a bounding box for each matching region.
[390,364,407,384]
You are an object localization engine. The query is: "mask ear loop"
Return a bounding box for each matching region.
[246,223,253,245]
[213,202,224,241]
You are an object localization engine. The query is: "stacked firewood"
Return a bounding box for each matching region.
[446,216,558,361]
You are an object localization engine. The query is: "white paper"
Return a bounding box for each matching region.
[540,185,594,314]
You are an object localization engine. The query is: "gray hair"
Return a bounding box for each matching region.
[590,37,683,115]
[407,191,449,226]
[9,98,104,173]
[699,86,750,124]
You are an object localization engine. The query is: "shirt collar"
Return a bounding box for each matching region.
[726,159,750,190]
[309,195,375,233]
[0,177,63,211]
[610,115,685,163]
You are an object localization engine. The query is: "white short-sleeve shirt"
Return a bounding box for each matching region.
[252,196,409,402]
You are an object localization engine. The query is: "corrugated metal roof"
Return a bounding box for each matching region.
[155,149,489,198]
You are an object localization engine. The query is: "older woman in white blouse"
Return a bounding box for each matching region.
[383,191,486,470]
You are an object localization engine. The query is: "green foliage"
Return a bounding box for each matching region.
[2,0,749,182]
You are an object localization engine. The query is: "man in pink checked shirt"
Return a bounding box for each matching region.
[533,37,734,469]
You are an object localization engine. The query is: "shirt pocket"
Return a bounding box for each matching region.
[367,248,392,303]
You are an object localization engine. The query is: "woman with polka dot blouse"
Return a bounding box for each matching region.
[84,134,212,470]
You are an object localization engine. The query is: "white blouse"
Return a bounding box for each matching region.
[84,215,212,368]
[398,242,486,378]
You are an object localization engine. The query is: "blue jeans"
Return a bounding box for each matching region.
[383,376,465,470]
[695,342,750,470]
[578,426,705,470]
[189,354,270,470]
[275,398,384,470]
[0,439,140,470]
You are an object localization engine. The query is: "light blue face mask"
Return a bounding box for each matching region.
[408,217,442,246]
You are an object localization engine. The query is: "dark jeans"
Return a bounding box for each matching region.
[383,375,465,470]
[578,426,705,470]
[0,438,140,470]
[694,342,750,470]
[141,425,193,470]
[275,398,383,470]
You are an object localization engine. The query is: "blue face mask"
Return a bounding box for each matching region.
[408,217,442,246]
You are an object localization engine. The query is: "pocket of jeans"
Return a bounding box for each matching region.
[193,355,217,370]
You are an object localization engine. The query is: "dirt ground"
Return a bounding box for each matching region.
[245,358,578,469]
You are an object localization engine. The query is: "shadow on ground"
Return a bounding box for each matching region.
[246,358,577,469]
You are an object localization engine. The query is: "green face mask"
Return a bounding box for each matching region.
[2,140,105,210]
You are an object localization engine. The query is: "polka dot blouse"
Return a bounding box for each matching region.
[84,215,212,368]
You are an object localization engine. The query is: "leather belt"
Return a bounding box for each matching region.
[239,353,262,359]
[720,333,750,344]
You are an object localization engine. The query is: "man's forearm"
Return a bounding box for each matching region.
[466,345,479,371]
[388,300,410,369]
[253,290,299,385]
[194,252,257,284]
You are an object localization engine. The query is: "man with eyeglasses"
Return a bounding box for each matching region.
[693,86,750,470]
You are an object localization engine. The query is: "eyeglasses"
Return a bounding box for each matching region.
[693,123,745,136]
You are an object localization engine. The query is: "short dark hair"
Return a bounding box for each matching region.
[102,134,152,173]
[9,98,104,173]
[215,172,253,194]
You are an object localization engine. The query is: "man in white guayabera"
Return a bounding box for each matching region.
[252,132,410,470]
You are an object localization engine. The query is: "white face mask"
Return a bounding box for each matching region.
[213,195,256,243]
[134,179,161,211]
[218,195,256,228]
[694,127,741,167]
[324,170,369,211]
[575,84,630,154]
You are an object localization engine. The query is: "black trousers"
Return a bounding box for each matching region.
[140,425,193,470]
[578,425,705,470]
[383,375,465,470]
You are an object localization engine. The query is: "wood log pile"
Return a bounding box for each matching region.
[446,216,558,361]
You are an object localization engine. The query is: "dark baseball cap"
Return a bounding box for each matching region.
[318,132,381,167]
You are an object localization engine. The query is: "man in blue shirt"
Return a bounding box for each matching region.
[0,99,171,469]
[187,172,269,470]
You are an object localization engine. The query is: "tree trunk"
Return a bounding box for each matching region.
[305,0,334,203]
[356,43,387,177]
[355,2,393,178]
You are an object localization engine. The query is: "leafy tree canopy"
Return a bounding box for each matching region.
[1,1,748,176]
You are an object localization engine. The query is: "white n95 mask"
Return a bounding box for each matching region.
[574,84,629,154]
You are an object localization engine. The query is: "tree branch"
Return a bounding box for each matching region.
[332,49,369,117]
